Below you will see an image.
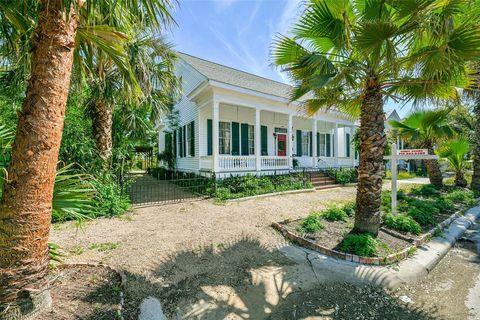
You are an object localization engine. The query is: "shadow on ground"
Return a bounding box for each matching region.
[120,237,438,320]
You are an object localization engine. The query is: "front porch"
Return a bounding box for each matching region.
[197,101,358,174]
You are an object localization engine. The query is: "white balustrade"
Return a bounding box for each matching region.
[218,156,256,171]
[261,156,289,170]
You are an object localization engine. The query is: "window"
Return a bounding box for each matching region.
[219,121,231,154]
[248,125,255,155]
[346,133,351,157]
[301,131,310,156]
[319,133,326,157]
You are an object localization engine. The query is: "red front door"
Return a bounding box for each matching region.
[277,134,286,156]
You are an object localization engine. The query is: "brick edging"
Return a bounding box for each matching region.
[272,211,462,265]
[57,263,126,319]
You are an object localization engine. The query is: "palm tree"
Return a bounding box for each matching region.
[437,138,470,187]
[389,109,456,187]
[0,0,175,316]
[272,0,480,235]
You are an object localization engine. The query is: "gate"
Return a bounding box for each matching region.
[121,170,215,206]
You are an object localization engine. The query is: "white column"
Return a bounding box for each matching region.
[312,119,317,167]
[212,101,220,173]
[287,114,293,168]
[255,108,261,171]
[334,122,339,166]
[351,126,356,166]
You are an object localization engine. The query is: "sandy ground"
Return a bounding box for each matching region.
[50,185,480,319]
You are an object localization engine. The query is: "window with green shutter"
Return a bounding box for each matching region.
[346,133,351,157]
[261,125,268,155]
[183,126,187,157]
[241,123,249,155]
[190,121,195,156]
[207,119,212,156]
[309,131,313,156]
[316,132,320,157]
[326,133,331,157]
[296,130,302,156]
[232,122,240,155]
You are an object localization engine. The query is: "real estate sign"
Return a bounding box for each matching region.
[384,144,438,215]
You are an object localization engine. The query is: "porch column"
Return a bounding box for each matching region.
[287,114,293,168]
[255,108,261,171]
[351,126,356,166]
[312,119,317,167]
[334,122,339,167]
[212,101,219,173]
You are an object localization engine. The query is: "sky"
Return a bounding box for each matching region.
[166,0,411,117]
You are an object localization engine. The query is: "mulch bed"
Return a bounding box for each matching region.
[37,264,123,320]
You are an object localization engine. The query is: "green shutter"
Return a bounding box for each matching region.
[326,133,331,157]
[241,123,249,155]
[261,125,268,156]
[346,133,350,157]
[190,121,195,156]
[296,130,302,156]
[316,132,320,157]
[309,131,313,156]
[232,122,240,155]
[207,119,212,156]
[178,128,183,157]
[173,130,177,157]
[183,126,187,157]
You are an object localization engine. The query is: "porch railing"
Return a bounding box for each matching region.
[261,156,289,170]
[219,155,256,171]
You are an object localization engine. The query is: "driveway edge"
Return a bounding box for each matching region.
[279,204,480,290]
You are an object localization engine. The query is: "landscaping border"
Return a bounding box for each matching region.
[56,263,127,319]
[226,187,316,202]
[272,211,462,265]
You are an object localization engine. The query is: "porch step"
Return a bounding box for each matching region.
[311,177,333,183]
[312,180,336,187]
[315,184,341,190]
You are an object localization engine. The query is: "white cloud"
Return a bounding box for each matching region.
[211,0,239,11]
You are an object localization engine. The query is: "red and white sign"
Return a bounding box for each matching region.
[397,149,428,156]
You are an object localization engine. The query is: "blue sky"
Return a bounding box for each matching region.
[167,0,411,117]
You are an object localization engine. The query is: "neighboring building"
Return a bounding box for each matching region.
[157,53,358,177]
[385,109,408,171]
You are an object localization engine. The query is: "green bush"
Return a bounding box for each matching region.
[322,207,348,222]
[327,168,357,185]
[297,214,324,233]
[340,234,380,257]
[383,214,422,235]
[92,176,131,217]
[404,198,440,215]
[410,184,439,197]
[406,207,435,226]
[444,189,476,206]
[342,201,356,217]
[433,197,456,213]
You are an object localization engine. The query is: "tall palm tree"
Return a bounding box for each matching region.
[438,138,470,187]
[272,0,480,235]
[0,0,175,317]
[389,109,456,187]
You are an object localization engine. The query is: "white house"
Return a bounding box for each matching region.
[157,53,359,177]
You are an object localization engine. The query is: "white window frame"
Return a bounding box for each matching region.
[248,125,255,155]
[318,133,326,157]
[186,122,193,157]
[219,121,231,155]
[301,131,310,156]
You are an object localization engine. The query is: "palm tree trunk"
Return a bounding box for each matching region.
[455,171,468,188]
[471,98,480,192]
[424,144,443,188]
[0,0,79,317]
[92,99,113,167]
[354,77,386,235]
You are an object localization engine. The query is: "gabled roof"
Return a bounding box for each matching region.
[178,52,293,100]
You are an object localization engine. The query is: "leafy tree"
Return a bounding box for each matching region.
[0,0,176,316]
[437,138,470,187]
[272,0,480,235]
[389,109,456,187]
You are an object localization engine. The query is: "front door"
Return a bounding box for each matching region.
[277,134,286,156]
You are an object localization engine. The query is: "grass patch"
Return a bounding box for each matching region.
[88,242,120,252]
[297,214,324,233]
[340,233,386,257]
[383,214,422,235]
[322,207,348,222]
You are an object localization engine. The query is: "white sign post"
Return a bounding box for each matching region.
[384,143,438,215]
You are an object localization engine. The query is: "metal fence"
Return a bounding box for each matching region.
[121,170,215,206]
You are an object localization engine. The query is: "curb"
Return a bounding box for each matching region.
[226,188,316,202]
[279,204,480,290]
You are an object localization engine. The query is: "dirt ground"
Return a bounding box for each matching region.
[50,186,480,319]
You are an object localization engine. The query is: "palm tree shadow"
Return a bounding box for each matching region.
[120,236,438,319]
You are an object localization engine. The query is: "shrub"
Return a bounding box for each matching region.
[322,207,348,222]
[444,189,476,206]
[383,214,422,235]
[385,171,416,180]
[410,184,439,197]
[405,198,440,215]
[297,214,324,233]
[342,201,356,217]
[327,168,357,185]
[406,207,435,226]
[432,197,455,213]
[92,175,131,217]
[340,234,379,257]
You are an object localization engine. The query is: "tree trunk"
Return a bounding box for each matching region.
[91,99,113,167]
[0,0,79,317]
[471,97,480,193]
[455,171,468,188]
[354,77,386,236]
[424,144,443,188]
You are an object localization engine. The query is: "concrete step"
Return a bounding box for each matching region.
[312,180,336,187]
[311,177,333,183]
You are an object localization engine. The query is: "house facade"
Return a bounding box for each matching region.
[157,53,359,178]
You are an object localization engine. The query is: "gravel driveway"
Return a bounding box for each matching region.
[50,185,480,319]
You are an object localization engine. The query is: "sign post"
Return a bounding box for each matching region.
[384,143,438,215]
